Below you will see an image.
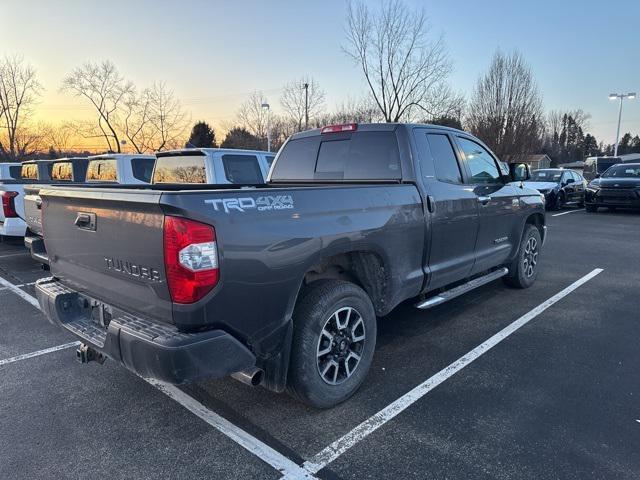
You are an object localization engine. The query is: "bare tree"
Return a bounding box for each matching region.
[237,91,270,141]
[61,60,134,152]
[466,50,544,159]
[0,55,43,160]
[280,76,325,131]
[344,0,462,122]
[43,122,75,154]
[146,82,189,151]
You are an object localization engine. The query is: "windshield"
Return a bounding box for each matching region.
[530,170,562,182]
[602,165,640,178]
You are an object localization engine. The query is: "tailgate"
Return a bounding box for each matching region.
[41,187,173,323]
[24,185,44,235]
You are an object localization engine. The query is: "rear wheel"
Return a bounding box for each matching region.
[287,280,376,408]
[553,192,565,211]
[503,225,541,289]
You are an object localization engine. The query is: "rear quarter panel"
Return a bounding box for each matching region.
[160,183,425,353]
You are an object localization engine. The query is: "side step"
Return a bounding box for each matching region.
[415,268,509,310]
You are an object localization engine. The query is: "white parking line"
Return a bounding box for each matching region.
[297,268,604,476]
[552,209,583,217]
[0,342,80,366]
[0,252,29,259]
[147,379,316,479]
[0,273,315,479]
[0,275,40,308]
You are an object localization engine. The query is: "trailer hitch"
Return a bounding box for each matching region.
[76,343,106,365]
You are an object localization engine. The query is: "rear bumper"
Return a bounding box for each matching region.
[0,217,27,237]
[24,234,49,265]
[35,277,256,384]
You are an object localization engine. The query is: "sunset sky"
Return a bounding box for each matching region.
[2,0,639,150]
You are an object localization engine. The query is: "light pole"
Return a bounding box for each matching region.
[261,101,271,152]
[303,82,309,130]
[609,92,636,157]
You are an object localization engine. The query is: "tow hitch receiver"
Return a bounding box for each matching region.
[76,343,106,365]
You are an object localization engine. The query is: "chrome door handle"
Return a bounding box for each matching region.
[478,196,491,205]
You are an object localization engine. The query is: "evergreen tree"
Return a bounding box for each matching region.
[220,127,262,150]
[186,121,217,148]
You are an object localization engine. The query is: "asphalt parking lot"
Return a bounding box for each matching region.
[1,208,639,479]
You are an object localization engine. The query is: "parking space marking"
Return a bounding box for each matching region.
[0,341,80,366]
[298,268,604,476]
[552,209,583,217]
[0,252,29,259]
[0,271,315,479]
[0,275,40,308]
[146,379,317,479]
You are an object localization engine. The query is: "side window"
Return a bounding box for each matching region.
[221,154,263,184]
[131,158,155,183]
[9,166,21,179]
[561,172,570,184]
[426,133,462,183]
[457,137,501,184]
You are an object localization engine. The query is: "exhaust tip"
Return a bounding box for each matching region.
[231,367,264,387]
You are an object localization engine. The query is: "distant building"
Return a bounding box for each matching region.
[558,160,585,171]
[511,154,552,170]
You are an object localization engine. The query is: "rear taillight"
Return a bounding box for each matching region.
[1,191,19,218]
[163,216,219,304]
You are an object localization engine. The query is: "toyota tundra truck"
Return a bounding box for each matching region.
[35,123,546,408]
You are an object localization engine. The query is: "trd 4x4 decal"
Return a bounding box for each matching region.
[205,195,294,213]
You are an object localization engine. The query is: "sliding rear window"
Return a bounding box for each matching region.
[271,131,400,182]
[131,157,156,183]
[21,163,39,180]
[153,154,207,184]
[51,162,73,181]
[86,159,117,182]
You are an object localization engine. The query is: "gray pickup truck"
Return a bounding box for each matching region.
[36,123,546,408]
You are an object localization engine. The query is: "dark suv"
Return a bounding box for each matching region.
[585,163,640,212]
[523,169,586,210]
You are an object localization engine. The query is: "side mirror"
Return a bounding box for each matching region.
[509,163,530,182]
[595,173,601,178]
[565,178,575,185]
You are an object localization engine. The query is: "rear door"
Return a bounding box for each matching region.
[41,187,173,323]
[454,135,520,275]
[413,129,479,290]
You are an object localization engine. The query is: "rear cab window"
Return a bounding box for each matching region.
[51,162,73,181]
[21,163,39,180]
[221,154,263,184]
[153,153,207,184]
[271,130,401,182]
[86,159,118,182]
[131,157,155,183]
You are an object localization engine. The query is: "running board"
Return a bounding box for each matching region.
[415,268,509,310]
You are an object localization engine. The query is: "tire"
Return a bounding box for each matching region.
[553,192,564,211]
[287,279,377,409]
[585,204,597,213]
[503,224,541,289]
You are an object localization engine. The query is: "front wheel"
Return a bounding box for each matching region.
[503,225,541,289]
[287,280,377,408]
